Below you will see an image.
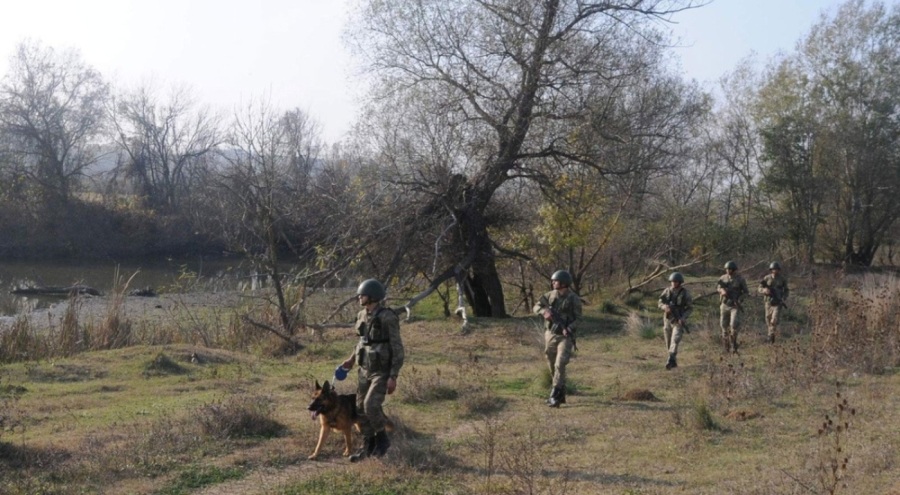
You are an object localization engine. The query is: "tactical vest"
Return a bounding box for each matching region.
[357,307,391,344]
[356,307,395,374]
[718,275,744,307]
[545,291,577,333]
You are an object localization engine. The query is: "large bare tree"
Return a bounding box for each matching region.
[109,82,221,212]
[348,0,706,316]
[0,41,108,211]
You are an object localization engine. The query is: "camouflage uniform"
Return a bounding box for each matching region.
[658,284,692,366]
[353,304,404,438]
[717,272,749,352]
[533,289,582,402]
[758,272,789,342]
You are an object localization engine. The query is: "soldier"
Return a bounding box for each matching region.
[533,270,582,408]
[341,279,404,462]
[758,261,790,343]
[717,261,749,353]
[658,272,693,370]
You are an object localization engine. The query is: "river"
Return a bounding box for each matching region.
[0,256,257,317]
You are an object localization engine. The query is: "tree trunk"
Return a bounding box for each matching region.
[457,195,508,318]
[467,248,507,317]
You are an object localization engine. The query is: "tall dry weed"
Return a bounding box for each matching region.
[0,317,37,362]
[87,270,136,350]
[625,311,657,340]
[803,273,900,375]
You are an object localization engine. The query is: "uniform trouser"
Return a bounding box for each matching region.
[720,304,741,340]
[545,330,573,389]
[765,304,782,336]
[356,369,389,437]
[663,318,685,354]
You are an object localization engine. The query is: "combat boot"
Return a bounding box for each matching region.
[349,435,376,463]
[665,352,677,370]
[372,430,391,457]
[547,386,563,408]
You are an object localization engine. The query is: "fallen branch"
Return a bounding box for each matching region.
[11,284,101,296]
[622,255,712,298]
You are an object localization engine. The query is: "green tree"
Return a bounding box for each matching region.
[758,0,900,266]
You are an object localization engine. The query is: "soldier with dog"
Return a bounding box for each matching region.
[340,278,404,462]
[533,269,582,408]
[758,261,790,343]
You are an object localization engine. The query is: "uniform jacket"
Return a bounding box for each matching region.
[658,286,693,322]
[758,273,790,306]
[533,289,582,333]
[354,305,405,378]
[717,273,749,307]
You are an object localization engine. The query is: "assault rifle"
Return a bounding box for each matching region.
[548,307,577,351]
[767,286,788,309]
[666,303,690,333]
[720,285,743,310]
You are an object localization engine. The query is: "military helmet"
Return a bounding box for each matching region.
[356,278,386,301]
[769,261,781,270]
[724,260,738,271]
[668,272,685,283]
[551,270,573,286]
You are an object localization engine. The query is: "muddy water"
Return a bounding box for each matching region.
[0,256,258,316]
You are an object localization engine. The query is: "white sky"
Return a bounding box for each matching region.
[0,0,866,143]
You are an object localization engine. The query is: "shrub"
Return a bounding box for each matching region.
[195,393,285,439]
[625,311,657,340]
[143,352,188,377]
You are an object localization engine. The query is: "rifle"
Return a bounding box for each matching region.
[666,303,690,333]
[719,284,743,310]
[768,286,788,309]
[548,307,577,351]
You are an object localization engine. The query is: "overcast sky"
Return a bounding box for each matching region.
[0,0,863,143]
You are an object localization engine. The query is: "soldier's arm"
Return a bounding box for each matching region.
[533,293,550,315]
[658,290,669,311]
[758,278,769,294]
[716,277,727,295]
[384,311,404,379]
[570,295,583,331]
[682,291,693,320]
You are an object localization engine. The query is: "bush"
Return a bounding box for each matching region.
[195,393,285,439]
[625,311,657,340]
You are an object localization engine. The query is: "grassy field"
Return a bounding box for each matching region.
[1,271,899,494]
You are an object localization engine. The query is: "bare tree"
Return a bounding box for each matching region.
[0,40,108,211]
[348,0,707,317]
[108,81,221,212]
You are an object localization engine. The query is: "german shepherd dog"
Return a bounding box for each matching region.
[307,380,360,460]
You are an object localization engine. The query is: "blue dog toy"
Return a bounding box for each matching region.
[332,364,350,382]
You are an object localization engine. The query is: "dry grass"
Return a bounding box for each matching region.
[0,268,898,494]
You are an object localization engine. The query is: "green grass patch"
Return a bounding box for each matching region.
[495,377,530,393]
[155,464,246,495]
